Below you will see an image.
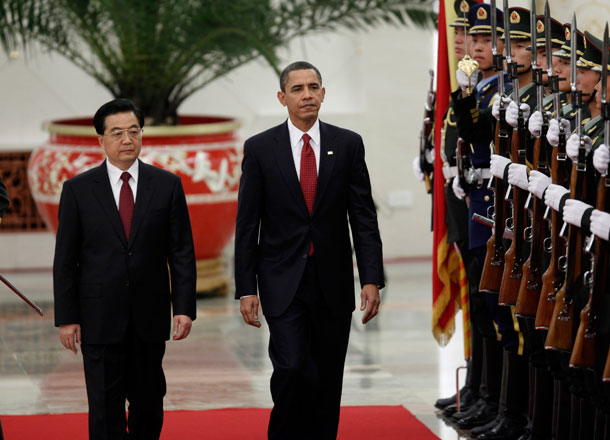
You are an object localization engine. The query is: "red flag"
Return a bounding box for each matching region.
[431,0,471,358]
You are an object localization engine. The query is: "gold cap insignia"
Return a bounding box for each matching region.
[477,6,487,20]
[537,20,544,34]
[565,27,571,41]
[460,0,469,13]
[510,10,520,24]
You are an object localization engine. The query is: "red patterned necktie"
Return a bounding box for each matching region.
[119,172,134,239]
[300,133,317,255]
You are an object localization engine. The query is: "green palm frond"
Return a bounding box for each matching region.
[0,0,436,124]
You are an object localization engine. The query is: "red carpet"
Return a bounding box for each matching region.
[2,405,438,439]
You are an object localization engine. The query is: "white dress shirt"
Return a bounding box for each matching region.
[106,159,139,209]
[287,117,321,178]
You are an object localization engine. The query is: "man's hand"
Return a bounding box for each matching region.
[528,111,543,138]
[544,184,570,212]
[412,156,424,182]
[506,102,530,128]
[594,144,610,174]
[452,176,465,200]
[508,163,529,190]
[457,68,478,95]
[566,134,592,162]
[490,154,511,179]
[173,315,193,340]
[528,170,551,199]
[240,296,261,328]
[59,324,81,354]
[360,284,380,325]
[546,118,570,147]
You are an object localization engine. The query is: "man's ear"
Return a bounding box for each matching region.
[321,87,325,102]
[277,91,287,106]
[98,135,104,148]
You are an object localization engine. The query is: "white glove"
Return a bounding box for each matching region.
[593,144,610,174]
[528,170,552,199]
[457,68,479,94]
[562,199,593,227]
[492,96,513,120]
[566,134,592,162]
[528,111,543,138]
[546,118,571,147]
[544,184,570,211]
[412,156,424,182]
[508,163,529,190]
[452,176,465,200]
[590,209,610,241]
[490,154,511,179]
[506,102,530,128]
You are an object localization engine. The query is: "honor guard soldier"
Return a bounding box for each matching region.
[427,0,499,421]
[451,4,530,437]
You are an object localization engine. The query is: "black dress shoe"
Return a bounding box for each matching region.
[450,398,484,421]
[454,402,498,429]
[435,387,474,410]
[470,416,502,438]
[476,415,527,440]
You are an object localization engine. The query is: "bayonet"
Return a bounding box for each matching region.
[504,0,520,103]
[532,0,543,115]
[491,0,505,96]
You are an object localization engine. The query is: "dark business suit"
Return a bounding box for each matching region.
[235,120,384,439]
[53,160,196,440]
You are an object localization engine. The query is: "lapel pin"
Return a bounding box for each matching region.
[327,151,334,155]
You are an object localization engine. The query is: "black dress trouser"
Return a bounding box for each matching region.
[265,257,352,440]
[81,325,166,440]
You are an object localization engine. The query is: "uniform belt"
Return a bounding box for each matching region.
[442,165,458,179]
[478,168,492,180]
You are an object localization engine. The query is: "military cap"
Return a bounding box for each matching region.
[554,23,585,59]
[578,31,603,70]
[531,15,564,48]
[501,7,531,40]
[592,36,610,73]
[450,0,479,28]
[468,3,504,35]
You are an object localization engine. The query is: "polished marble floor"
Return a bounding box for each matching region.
[0,261,471,439]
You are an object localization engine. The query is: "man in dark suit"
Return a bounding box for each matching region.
[234,61,384,439]
[53,99,197,440]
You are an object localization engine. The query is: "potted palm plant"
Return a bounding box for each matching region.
[0,0,434,292]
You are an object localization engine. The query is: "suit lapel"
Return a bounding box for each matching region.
[273,122,309,217]
[128,160,155,247]
[91,162,127,244]
[312,121,335,216]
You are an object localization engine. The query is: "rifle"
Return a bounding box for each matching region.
[516,0,549,317]
[535,7,571,329]
[498,3,527,306]
[545,15,587,352]
[480,0,511,293]
[420,69,436,193]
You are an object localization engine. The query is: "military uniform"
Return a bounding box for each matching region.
[434,0,498,418]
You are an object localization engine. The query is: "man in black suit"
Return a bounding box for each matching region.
[235,61,384,439]
[53,99,197,440]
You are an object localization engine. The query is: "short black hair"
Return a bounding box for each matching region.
[279,61,322,92]
[93,99,144,135]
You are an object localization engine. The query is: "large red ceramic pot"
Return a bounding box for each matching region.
[27,115,242,294]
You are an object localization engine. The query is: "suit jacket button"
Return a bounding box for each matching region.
[125,281,130,287]
[128,252,132,256]
[302,253,307,259]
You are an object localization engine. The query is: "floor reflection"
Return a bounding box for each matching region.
[0,261,469,439]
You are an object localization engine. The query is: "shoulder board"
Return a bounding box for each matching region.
[482,83,491,93]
